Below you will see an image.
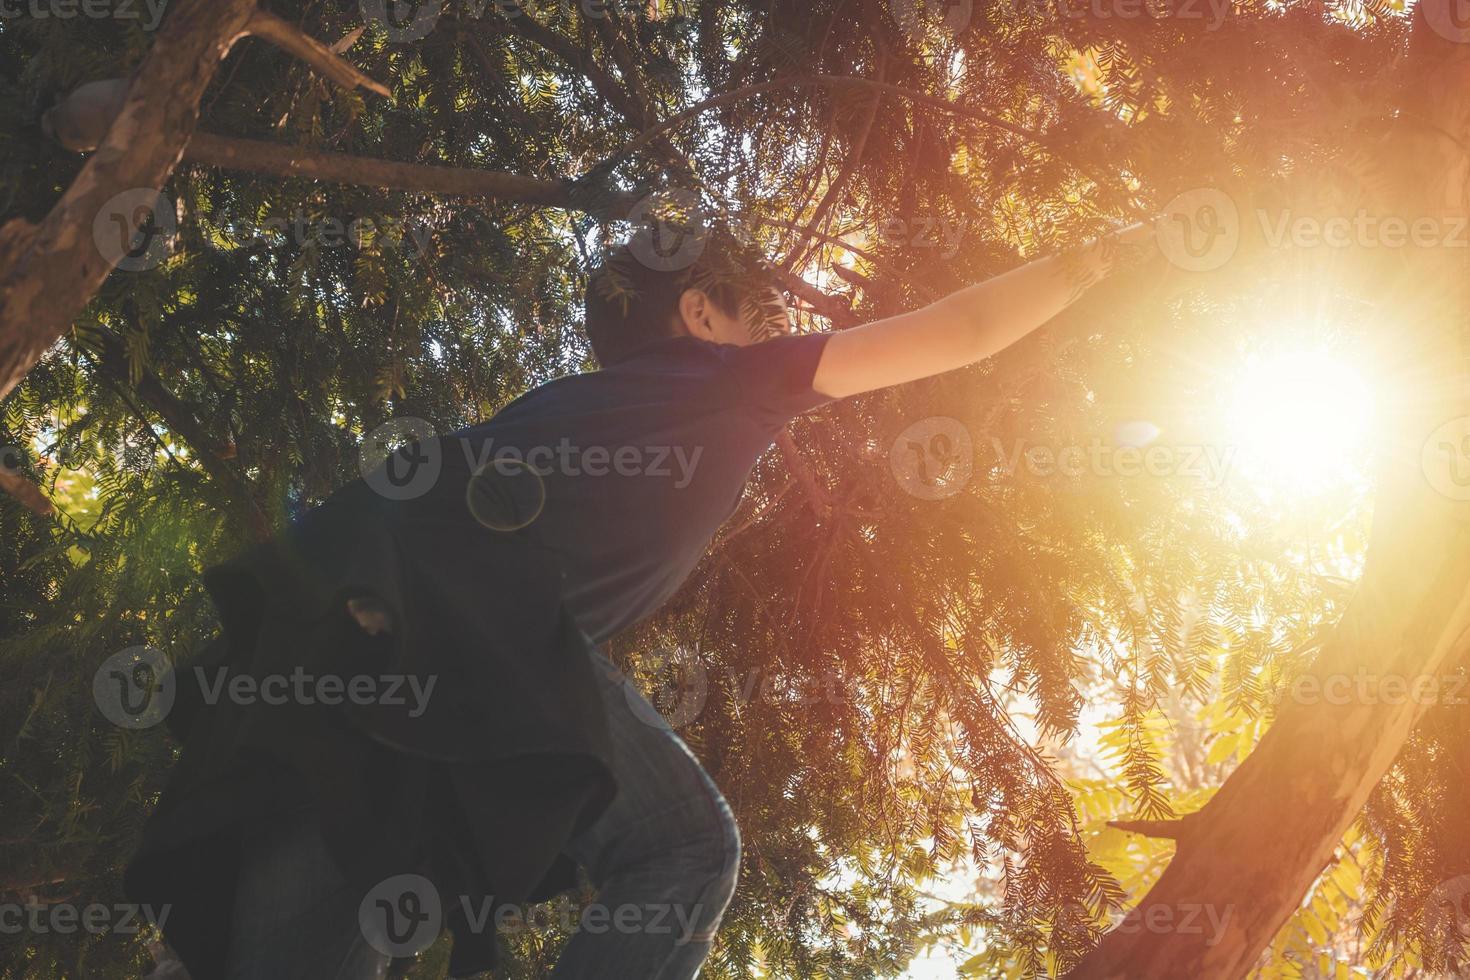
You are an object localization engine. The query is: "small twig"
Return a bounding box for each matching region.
[0,873,70,896]
[714,479,794,548]
[331,24,366,55]
[243,9,391,99]
[776,429,832,520]
[1107,817,1191,840]
[773,268,857,328]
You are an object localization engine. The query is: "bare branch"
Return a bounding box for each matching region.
[775,429,832,520]
[243,9,391,99]
[1107,818,1189,841]
[181,131,637,216]
[772,268,857,329]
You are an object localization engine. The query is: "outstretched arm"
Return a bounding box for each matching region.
[810,222,1158,400]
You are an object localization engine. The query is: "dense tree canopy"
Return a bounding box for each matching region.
[2,0,1469,977]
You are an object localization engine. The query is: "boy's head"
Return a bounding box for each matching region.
[585,226,792,366]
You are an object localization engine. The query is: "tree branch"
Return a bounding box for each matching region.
[243,8,390,98]
[181,131,635,216]
[0,467,54,517]
[772,267,857,328]
[1108,817,1191,841]
[41,80,637,217]
[775,429,832,520]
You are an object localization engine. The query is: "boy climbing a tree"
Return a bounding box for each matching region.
[124,216,1158,979]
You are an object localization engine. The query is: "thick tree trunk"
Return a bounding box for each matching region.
[0,0,258,406]
[1071,8,1470,978]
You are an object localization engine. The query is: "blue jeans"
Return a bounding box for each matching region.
[222,650,741,979]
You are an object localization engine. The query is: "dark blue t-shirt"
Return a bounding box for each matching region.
[451,332,833,643]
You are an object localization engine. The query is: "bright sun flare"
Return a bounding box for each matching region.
[1223,347,1378,495]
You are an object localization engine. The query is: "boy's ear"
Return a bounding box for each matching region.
[677,288,715,340]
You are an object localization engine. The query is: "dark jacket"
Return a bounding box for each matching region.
[124,451,616,979]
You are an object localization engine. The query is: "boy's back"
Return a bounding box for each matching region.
[432,331,831,643]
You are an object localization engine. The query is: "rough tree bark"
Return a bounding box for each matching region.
[1071,6,1470,977]
[0,0,260,406]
